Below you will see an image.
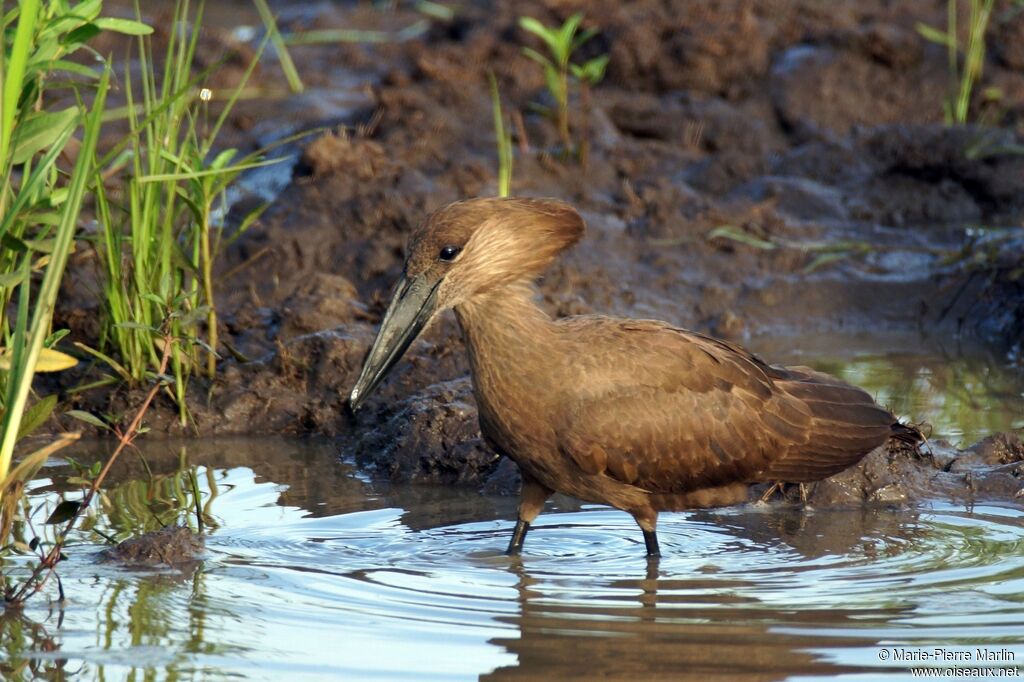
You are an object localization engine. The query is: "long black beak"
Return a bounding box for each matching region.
[349,273,441,411]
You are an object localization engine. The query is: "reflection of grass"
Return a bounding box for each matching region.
[807,353,1024,445]
[66,452,219,542]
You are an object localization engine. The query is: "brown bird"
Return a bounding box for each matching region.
[349,198,920,557]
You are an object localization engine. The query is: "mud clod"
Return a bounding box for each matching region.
[346,378,502,486]
[99,526,204,568]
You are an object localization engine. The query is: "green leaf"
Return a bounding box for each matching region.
[135,156,285,183]
[65,410,109,430]
[45,499,82,524]
[522,47,552,68]
[572,27,598,52]
[556,13,585,63]
[210,148,238,171]
[43,59,100,80]
[173,305,212,328]
[72,340,132,383]
[581,55,609,84]
[706,225,777,250]
[17,394,57,439]
[519,16,554,41]
[0,270,28,288]
[1,234,30,253]
[48,187,69,207]
[0,0,40,166]
[10,107,79,164]
[48,0,102,33]
[43,329,70,348]
[22,237,56,253]
[802,252,850,273]
[92,17,153,35]
[519,16,561,58]
[61,22,101,46]
[29,211,62,226]
[916,22,954,48]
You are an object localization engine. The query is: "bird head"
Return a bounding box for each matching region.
[348,197,584,410]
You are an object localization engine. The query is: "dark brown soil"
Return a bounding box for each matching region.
[45,1,1024,503]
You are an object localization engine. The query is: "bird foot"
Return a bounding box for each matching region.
[759,481,784,503]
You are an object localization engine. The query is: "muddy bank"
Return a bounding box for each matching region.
[39,1,1024,501]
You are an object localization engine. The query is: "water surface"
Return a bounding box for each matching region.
[3,334,1023,681]
[3,428,1023,681]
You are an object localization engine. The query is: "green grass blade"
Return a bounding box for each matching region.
[0,121,75,240]
[488,72,512,198]
[252,0,304,93]
[0,66,110,493]
[0,0,41,165]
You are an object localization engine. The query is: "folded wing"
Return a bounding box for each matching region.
[555,319,901,493]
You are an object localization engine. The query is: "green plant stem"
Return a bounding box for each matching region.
[200,207,217,377]
[579,81,591,169]
[556,67,570,153]
[488,72,513,198]
[252,0,304,93]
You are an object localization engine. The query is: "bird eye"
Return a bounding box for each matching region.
[439,245,461,262]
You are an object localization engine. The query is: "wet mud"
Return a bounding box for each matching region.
[46,2,1024,504]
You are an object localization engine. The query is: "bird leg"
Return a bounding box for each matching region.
[506,475,552,556]
[507,519,530,555]
[642,530,660,557]
[634,511,660,558]
[759,481,783,503]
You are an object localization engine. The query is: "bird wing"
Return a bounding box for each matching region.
[555,318,894,492]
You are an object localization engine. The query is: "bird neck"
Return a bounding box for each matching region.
[453,283,557,389]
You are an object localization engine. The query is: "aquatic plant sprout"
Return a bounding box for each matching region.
[519,12,608,155]
[488,72,513,197]
[916,0,996,124]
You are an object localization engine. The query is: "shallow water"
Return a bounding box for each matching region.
[752,332,1024,447]
[4,421,1023,681]
[7,336,1015,680]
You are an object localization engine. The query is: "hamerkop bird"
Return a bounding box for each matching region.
[349,198,921,557]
